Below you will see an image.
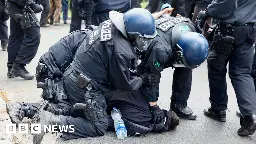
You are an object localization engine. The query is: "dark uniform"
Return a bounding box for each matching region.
[184,0,195,19]
[6,0,41,80]
[0,0,8,51]
[137,16,198,120]
[92,0,132,26]
[69,0,97,32]
[199,0,256,136]
[145,0,186,17]
[252,44,256,90]
[38,0,50,26]
[9,19,162,141]
[192,0,213,38]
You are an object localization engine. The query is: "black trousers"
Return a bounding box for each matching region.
[7,16,40,67]
[106,90,153,135]
[91,11,109,26]
[69,0,85,32]
[185,0,195,19]
[0,21,8,46]
[60,67,108,140]
[38,0,50,25]
[251,44,256,90]
[171,68,192,106]
[208,24,256,116]
[6,3,40,67]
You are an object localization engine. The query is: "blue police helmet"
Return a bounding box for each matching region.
[172,32,209,68]
[123,8,157,40]
[161,3,172,11]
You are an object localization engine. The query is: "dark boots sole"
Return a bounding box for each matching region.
[204,110,226,122]
[11,70,34,80]
[237,124,256,136]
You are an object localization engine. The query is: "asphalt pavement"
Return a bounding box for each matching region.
[0,19,256,144]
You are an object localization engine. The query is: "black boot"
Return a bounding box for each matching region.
[204,107,226,122]
[237,114,256,136]
[7,67,15,78]
[6,102,39,123]
[11,63,34,80]
[171,104,197,120]
[32,110,64,144]
[1,43,7,51]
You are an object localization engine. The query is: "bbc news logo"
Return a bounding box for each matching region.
[6,124,75,133]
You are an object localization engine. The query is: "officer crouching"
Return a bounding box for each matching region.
[196,0,256,136]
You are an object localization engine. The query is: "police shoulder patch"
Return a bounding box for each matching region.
[100,20,112,41]
[153,60,163,71]
[88,29,100,45]
[156,16,190,32]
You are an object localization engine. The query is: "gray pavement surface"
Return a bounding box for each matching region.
[0,18,256,144]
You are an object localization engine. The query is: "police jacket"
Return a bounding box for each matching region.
[146,0,186,17]
[138,16,194,102]
[207,0,256,25]
[40,20,143,93]
[0,0,5,11]
[195,0,213,8]
[95,0,131,13]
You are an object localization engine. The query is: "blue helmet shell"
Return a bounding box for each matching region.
[176,32,209,68]
[123,8,157,39]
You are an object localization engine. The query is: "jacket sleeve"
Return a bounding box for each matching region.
[145,0,158,13]
[137,43,170,102]
[207,0,237,20]
[131,0,141,8]
[40,30,88,77]
[109,53,143,90]
[173,0,186,17]
[7,0,27,6]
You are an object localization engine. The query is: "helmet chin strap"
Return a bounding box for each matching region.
[109,11,129,39]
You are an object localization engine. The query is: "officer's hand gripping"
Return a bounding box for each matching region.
[150,105,165,124]
[195,10,210,33]
[26,0,42,13]
[0,8,9,21]
[140,73,161,85]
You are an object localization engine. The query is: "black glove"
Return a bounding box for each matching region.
[140,73,161,85]
[195,10,210,33]
[152,110,180,132]
[26,0,42,13]
[0,9,9,21]
[150,105,165,124]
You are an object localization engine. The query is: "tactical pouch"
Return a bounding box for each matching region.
[16,6,39,30]
[212,24,234,55]
[74,90,107,122]
[77,73,91,89]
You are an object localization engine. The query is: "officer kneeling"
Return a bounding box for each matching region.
[6,8,179,143]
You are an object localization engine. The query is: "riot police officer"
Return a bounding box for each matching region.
[0,0,9,51]
[196,0,256,136]
[6,0,42,80]
[6,8,163,143]
[137,9,209,120]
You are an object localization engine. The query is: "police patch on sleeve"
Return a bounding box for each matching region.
[156,16,190,32]
[100,20,112,41]
[153,60,163,71]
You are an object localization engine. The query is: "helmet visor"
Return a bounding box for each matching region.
[171,44,199,69]
[134,35,154,52]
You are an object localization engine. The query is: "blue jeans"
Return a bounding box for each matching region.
[62,0,68,22]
